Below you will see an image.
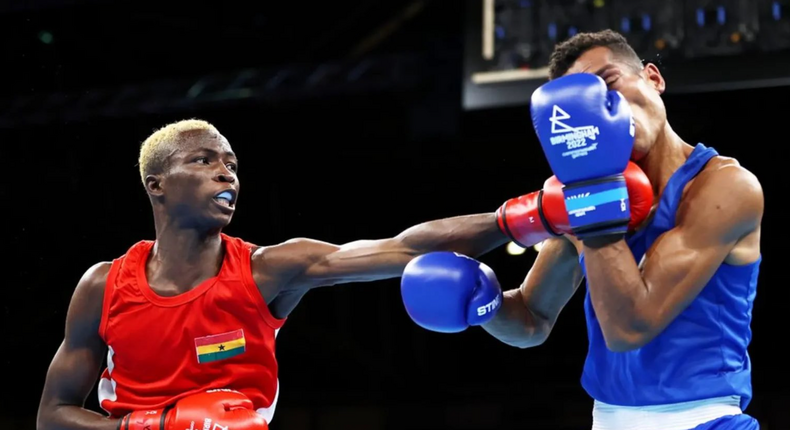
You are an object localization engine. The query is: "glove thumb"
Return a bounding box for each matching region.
[606,90,635,137]
[207,389,254,410]
[465,262,502,326]
[605,90,627,114]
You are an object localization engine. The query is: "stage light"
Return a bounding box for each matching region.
[533,241,544,253]
[38,31,53,44]
[506,241,526,255]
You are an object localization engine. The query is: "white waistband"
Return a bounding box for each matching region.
[592,396,742,430]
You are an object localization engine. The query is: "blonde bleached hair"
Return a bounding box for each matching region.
[138,119,219,184]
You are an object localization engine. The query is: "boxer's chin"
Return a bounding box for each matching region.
[630,139,651,162]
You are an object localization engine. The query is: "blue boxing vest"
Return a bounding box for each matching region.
[578,143,760,410]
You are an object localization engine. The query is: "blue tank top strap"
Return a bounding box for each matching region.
[654,143,719,230]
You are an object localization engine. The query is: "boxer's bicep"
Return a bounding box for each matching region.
[296,237,414,287]
[638,166,763,335]
[39,263,109,417]
[253,237,414,292]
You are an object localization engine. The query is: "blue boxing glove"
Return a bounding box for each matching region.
[400,252,502,333]
[530,73,635,238]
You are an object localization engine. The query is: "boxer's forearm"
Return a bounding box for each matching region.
[396,213,508,258]
[582,237,650,350]
[482,236,581,348]
[38,405,120,430]
[481,289,551,348]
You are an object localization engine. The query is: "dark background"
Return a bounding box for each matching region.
[1,1,785,429]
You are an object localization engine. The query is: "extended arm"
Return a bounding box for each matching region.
[482,236,584,348]
[37,263,119,430]
[253,213,508,292]
[581,164,763,351]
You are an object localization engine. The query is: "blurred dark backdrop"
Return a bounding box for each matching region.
[1,1,784,429]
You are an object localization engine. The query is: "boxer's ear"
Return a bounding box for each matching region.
[643,63,665,94]
[145,174,164,197]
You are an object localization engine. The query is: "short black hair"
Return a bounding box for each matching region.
[548,29,643,80]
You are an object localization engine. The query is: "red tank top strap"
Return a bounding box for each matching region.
[221,234,286,330]
[99,256,124,342]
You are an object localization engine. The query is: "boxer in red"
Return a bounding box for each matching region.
[36,119,513,430]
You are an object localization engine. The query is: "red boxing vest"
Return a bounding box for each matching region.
[97,234,285,424]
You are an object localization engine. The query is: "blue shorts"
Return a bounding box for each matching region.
[691,414,759,430]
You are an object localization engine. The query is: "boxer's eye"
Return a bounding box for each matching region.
[603,73,620,87]
[599,67,621,86]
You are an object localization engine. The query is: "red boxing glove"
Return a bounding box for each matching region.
[119,389,268,430]
[496,175,569,248]
[497,161,654,247]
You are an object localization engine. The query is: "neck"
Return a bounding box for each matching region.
[147,214,225,295]
[637,122,694,198]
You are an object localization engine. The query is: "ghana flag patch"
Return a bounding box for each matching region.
[195,329,246,363]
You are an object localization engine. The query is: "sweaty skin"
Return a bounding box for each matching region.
[37,129,510,430]
[482,46,763,352]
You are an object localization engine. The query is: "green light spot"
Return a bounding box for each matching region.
[38,31,53,44]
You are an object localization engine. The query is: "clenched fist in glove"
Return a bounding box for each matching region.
[119,389,268,430]
[497,161,653,248]
[400,252,502,333]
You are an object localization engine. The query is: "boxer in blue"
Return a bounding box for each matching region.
[401,30,763,429]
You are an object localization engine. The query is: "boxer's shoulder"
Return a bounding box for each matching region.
[77,261,113,297]
[248,238,334,299]
[691,156,762,204]
[678,156,763,232]
[250,238,331,275]
[67,261,113,336]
